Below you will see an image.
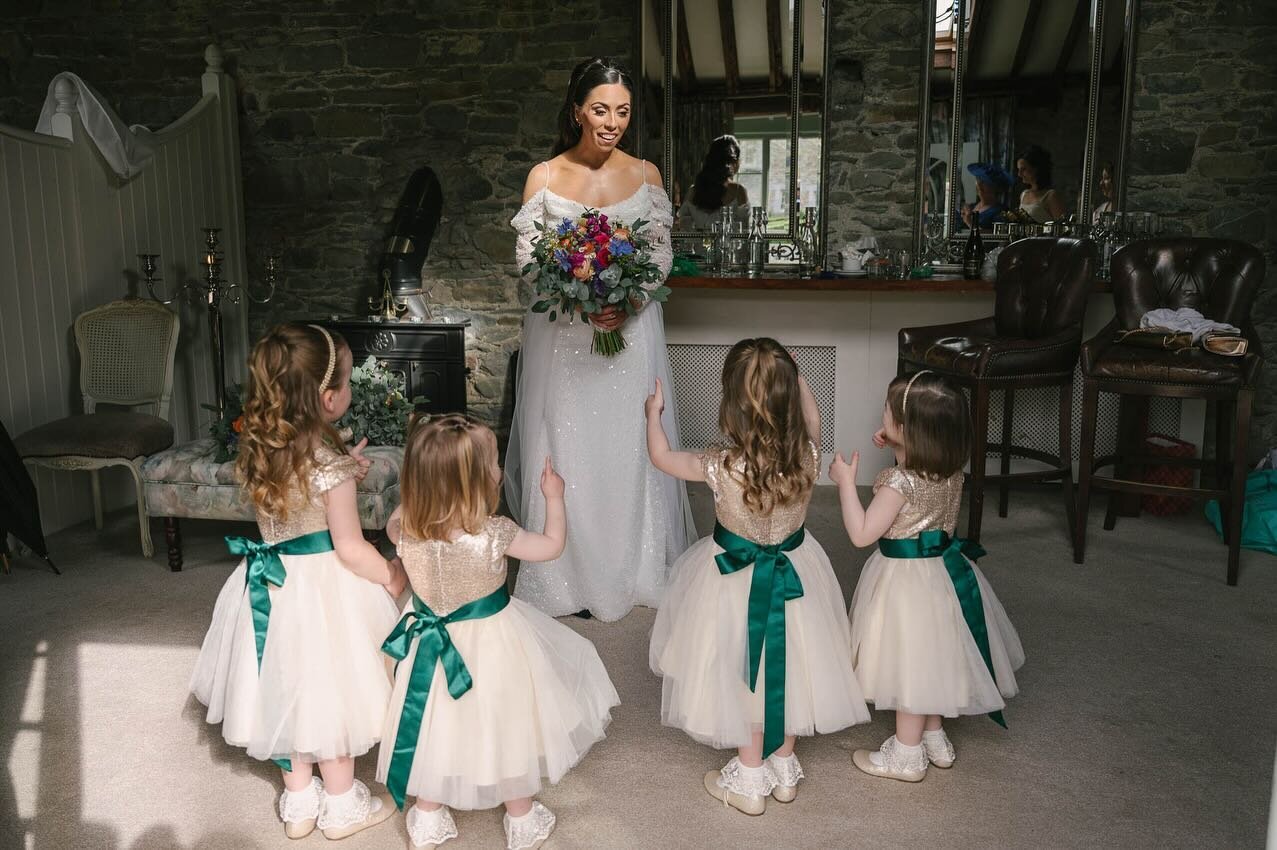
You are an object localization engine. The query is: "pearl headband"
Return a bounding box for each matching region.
[307,324,336,392]
[902,370,932,417]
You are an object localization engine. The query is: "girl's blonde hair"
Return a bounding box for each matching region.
[886,372,971,478]
[400,414,500,541]
[718,337,816,514]
[236,323,347,518]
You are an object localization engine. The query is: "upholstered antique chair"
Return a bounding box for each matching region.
[898,237,1098,541]
[16,298,179,558]
[1074,238,1265,585]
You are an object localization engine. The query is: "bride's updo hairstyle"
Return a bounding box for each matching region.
[552,57,634,156]
[718,337,816,514]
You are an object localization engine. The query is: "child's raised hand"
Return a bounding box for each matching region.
[540,456,565,500]
[645,378,665,419]
[871,427,890,449]
[349,436,372,482]
[829,451,859,487]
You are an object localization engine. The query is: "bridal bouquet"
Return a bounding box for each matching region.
[523,209,672,356]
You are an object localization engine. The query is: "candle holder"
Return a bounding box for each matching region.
[143,227,278,415]
[368,269,409,321]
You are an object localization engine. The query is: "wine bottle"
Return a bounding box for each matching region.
[963,224,985,279]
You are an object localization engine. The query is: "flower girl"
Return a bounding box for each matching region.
[376,415,619,849]
[648,338,869,815]
[190,323,404,839]
[831,370,1025,782]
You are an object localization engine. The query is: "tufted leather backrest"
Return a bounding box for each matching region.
[1109,238,1265,330]
[994,237,1097,339]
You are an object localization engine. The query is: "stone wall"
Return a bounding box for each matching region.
[2,0,1275,444]
[1124,0,1277,449]
[0,0,636,433]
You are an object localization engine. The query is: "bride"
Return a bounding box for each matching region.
[506,57,696,622]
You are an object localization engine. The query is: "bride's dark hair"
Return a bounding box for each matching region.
[690,135,741,211]
[552,57,634,156]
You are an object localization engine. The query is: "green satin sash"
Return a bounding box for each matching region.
[713,521,806,758]
[878,530,1006,728]
[381,585,512,810]
[225,528,335,772]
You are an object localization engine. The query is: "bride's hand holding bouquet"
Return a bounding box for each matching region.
[523,208,672,356]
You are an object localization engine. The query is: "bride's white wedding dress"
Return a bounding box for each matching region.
[506,164,696,622]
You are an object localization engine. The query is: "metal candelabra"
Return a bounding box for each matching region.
[141,227,278,415]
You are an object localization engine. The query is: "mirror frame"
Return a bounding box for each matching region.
[914,0,1142,256]
[637,0,832,247]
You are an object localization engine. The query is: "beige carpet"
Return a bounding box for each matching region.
[2,483,1275,849]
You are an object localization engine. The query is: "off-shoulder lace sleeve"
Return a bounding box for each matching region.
[511,192,544,276]
[644,184,674,286]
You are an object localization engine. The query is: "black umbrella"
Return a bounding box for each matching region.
[0,418,59,575]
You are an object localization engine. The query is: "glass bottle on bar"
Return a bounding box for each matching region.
[747,206,766,277]
[962,220,985,279]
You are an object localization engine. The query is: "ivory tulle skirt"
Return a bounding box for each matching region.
[649,533,870,749]
[849,551,1025,717]
[190,550,400,763]
[374,597,619,810]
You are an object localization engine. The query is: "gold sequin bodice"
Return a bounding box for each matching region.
[256,445,359,544]
[398,516,520,616]
[874,466,963,539]
[702,442,818,545]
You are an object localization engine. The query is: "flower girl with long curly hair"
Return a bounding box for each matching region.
[190,323,405,841]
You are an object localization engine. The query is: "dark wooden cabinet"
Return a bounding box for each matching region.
[318,319,469,414]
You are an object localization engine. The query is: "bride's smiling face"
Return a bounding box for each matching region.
[575,84,631,153]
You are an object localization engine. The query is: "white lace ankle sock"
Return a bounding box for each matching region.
[923,729,956,762]
[718,756,778,796]
[317,779,377,830]
[278,777,322,824]
[767,752,804,787]
[406,804,458,848]
[503,802,555,850]
[868,736,929,773]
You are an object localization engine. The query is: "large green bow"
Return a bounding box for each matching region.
[713,522,806,759]
[878,530,1006,728]
[382,585,511,810]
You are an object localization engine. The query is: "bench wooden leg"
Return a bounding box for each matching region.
[164,517,183,572]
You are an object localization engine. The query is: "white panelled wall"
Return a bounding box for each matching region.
[0,45,249,536]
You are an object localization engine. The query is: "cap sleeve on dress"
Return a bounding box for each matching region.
[701,449,725,500]
[872,466,912,500]
[486,515,521,568]
[310,447,359,494]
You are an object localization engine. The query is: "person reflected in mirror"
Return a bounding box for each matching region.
[1092,161,1116,226]
[676,134,750,230]
[959,162,1011,230]
[1015,145,1067,224]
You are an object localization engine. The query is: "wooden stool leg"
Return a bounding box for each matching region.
[1226,390,1252,586]
[968,382,990,542]
[164,517,183,572]
[1074,379,1100,563]
[1059,381,1076,540]
[998,388,1015,518]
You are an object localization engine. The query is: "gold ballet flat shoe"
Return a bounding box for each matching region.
[703,770,767,816]
[322,791,396,840]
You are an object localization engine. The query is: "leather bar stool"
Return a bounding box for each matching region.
[1073,238,1265,585]
[899,237,1097,542]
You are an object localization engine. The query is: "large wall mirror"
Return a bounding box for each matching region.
[639,0,830,245]
[915,0,1139,256]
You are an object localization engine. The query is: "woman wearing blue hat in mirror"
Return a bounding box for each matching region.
[960,162,1012,230]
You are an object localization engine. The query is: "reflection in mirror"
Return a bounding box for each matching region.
[1091,0,1131,225]
[959,0,1094,230]
[662,0,826,240]
[922,0,960,246]
[639,0,669,175]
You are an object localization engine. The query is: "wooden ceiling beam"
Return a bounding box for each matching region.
[766,0,784,93]
[717,0,741,96]
[676,0,697,92]
[1010,0,1042,78]
[1055,0,1089,79]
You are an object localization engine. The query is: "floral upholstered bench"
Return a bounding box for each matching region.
[141,438,403,571]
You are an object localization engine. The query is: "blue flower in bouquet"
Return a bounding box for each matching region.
[556,219,575,237]
[609,237,634,256]
[553,248,572,272]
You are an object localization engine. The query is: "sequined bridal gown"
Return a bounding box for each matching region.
[506,164,696,622]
